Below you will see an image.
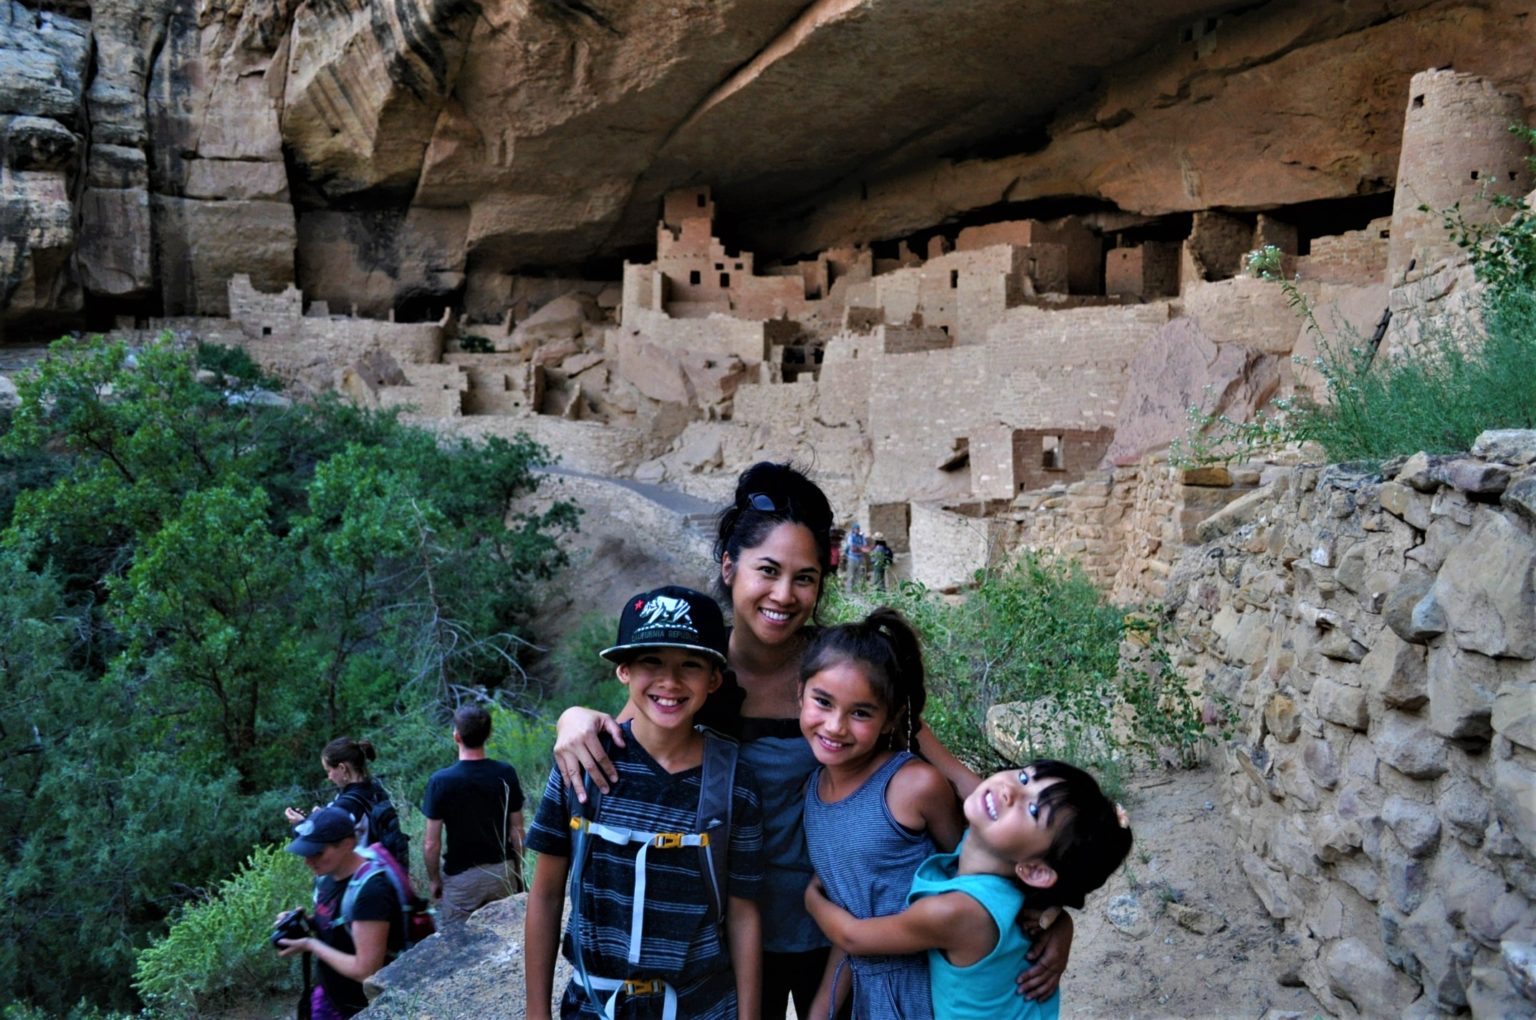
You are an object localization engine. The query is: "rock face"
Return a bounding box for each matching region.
[1168,433,1536,1019]
[3,0,1534,336]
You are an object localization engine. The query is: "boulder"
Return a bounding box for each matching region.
[1427,512,1536,660]
[1104,315,1282,466]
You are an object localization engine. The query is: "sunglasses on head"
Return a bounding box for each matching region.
[745,492,777,512]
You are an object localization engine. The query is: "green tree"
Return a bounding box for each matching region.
[0,334,577,1012]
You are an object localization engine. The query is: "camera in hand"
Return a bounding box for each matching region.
[270,908,314,949]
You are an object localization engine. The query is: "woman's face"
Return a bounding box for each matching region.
[722,522,823,650]
[323,757,352,788]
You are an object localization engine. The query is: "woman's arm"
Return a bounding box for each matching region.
[915,724,980,799]
[552,706,628,800]
[726,896,761,1020]
[1016,909,1073,1000]
[278,919,389,982]
[523,853,570,1020]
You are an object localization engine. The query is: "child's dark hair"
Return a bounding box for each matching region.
[454,704,493,749]
[714,461,835,606]
[1023,759,1133,910]
[800,608,927,753]
[321,736,376,776]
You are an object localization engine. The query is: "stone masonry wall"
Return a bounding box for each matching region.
[1166,434,1536,1019]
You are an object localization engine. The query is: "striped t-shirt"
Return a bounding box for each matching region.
[527,726,764,1019]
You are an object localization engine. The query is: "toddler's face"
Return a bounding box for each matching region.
[964,766,1064,869]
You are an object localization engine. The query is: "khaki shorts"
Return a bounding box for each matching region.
[439,859,523,924]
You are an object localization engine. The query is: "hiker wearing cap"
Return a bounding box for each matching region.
[421,703,526,924]
[524,585,765,1020]
[278,806,406,1019]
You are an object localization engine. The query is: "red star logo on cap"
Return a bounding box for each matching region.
[634,599,645,610]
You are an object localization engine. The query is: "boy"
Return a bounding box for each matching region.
[524,585,764,1020]
[805,760,1132,1020]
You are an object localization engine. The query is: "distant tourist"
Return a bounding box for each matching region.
[552,462,1075,1020]
[285,736,409,868]
[843,522,868,592]
[524,585,765,1019]
[276,806,406,1019]
[869,532,895,591]
[421,704,526,924]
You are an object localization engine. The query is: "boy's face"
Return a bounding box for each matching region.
[964,766,1065,885]
[616,647,722,731]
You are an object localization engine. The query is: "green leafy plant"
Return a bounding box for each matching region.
[829,554,1203,776]
[133,845,312,1018]
[0,334,578,1013]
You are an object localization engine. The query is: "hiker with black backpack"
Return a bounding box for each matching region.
[276,806,407,1019]
[524,585,765,1020]
[285,736,410,869]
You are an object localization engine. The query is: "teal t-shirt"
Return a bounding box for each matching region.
[907,843,1060,1020]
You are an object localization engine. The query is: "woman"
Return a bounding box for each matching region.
[554,462,1072,1019]
[286,736,408,867]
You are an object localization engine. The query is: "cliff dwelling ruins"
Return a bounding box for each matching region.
[3,0,1536,1016]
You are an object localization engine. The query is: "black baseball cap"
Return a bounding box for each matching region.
[600,586,729,667]
[285,806,356,855]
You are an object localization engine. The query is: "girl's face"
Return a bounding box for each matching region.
[722,522,822,649]
[799,658,895,768]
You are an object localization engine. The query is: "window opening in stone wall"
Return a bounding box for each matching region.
[1471,170,1480,181]
[950,270,959,289]
[1042,435,1064,471]
[689,270,701,285]
[1412,94,1425,108]
[720,272,731,287]
[696,193,706,207]
[262,326,272,336]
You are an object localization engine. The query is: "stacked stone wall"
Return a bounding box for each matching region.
[1166,435,1536,1019]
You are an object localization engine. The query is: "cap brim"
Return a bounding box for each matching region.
[285,836,328,855]
[600,642,728,667]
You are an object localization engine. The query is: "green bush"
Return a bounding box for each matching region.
[133,844,312,1017]
[828,555,1201,776]
[0,335,579,1013]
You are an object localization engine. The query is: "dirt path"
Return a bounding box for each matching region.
[1050,765,1330,1020]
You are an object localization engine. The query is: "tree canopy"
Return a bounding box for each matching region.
[0,335,578,1012]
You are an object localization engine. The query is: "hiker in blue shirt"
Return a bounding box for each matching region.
[524,586,765,1019]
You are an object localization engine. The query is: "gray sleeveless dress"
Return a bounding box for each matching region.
[803,751,937,1020]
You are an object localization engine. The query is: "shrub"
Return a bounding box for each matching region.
[133,844,312,1018]
[828,555,1202,775]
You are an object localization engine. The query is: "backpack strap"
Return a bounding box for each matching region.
[566,755,609,1018]
[694,727,738,928]
[337,847,411,949]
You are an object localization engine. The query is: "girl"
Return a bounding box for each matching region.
[553,462,1073,1018]
[799,609,964,1020]
[285,736,408,867]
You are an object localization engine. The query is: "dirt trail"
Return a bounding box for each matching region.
[1053,765,1329,1020]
